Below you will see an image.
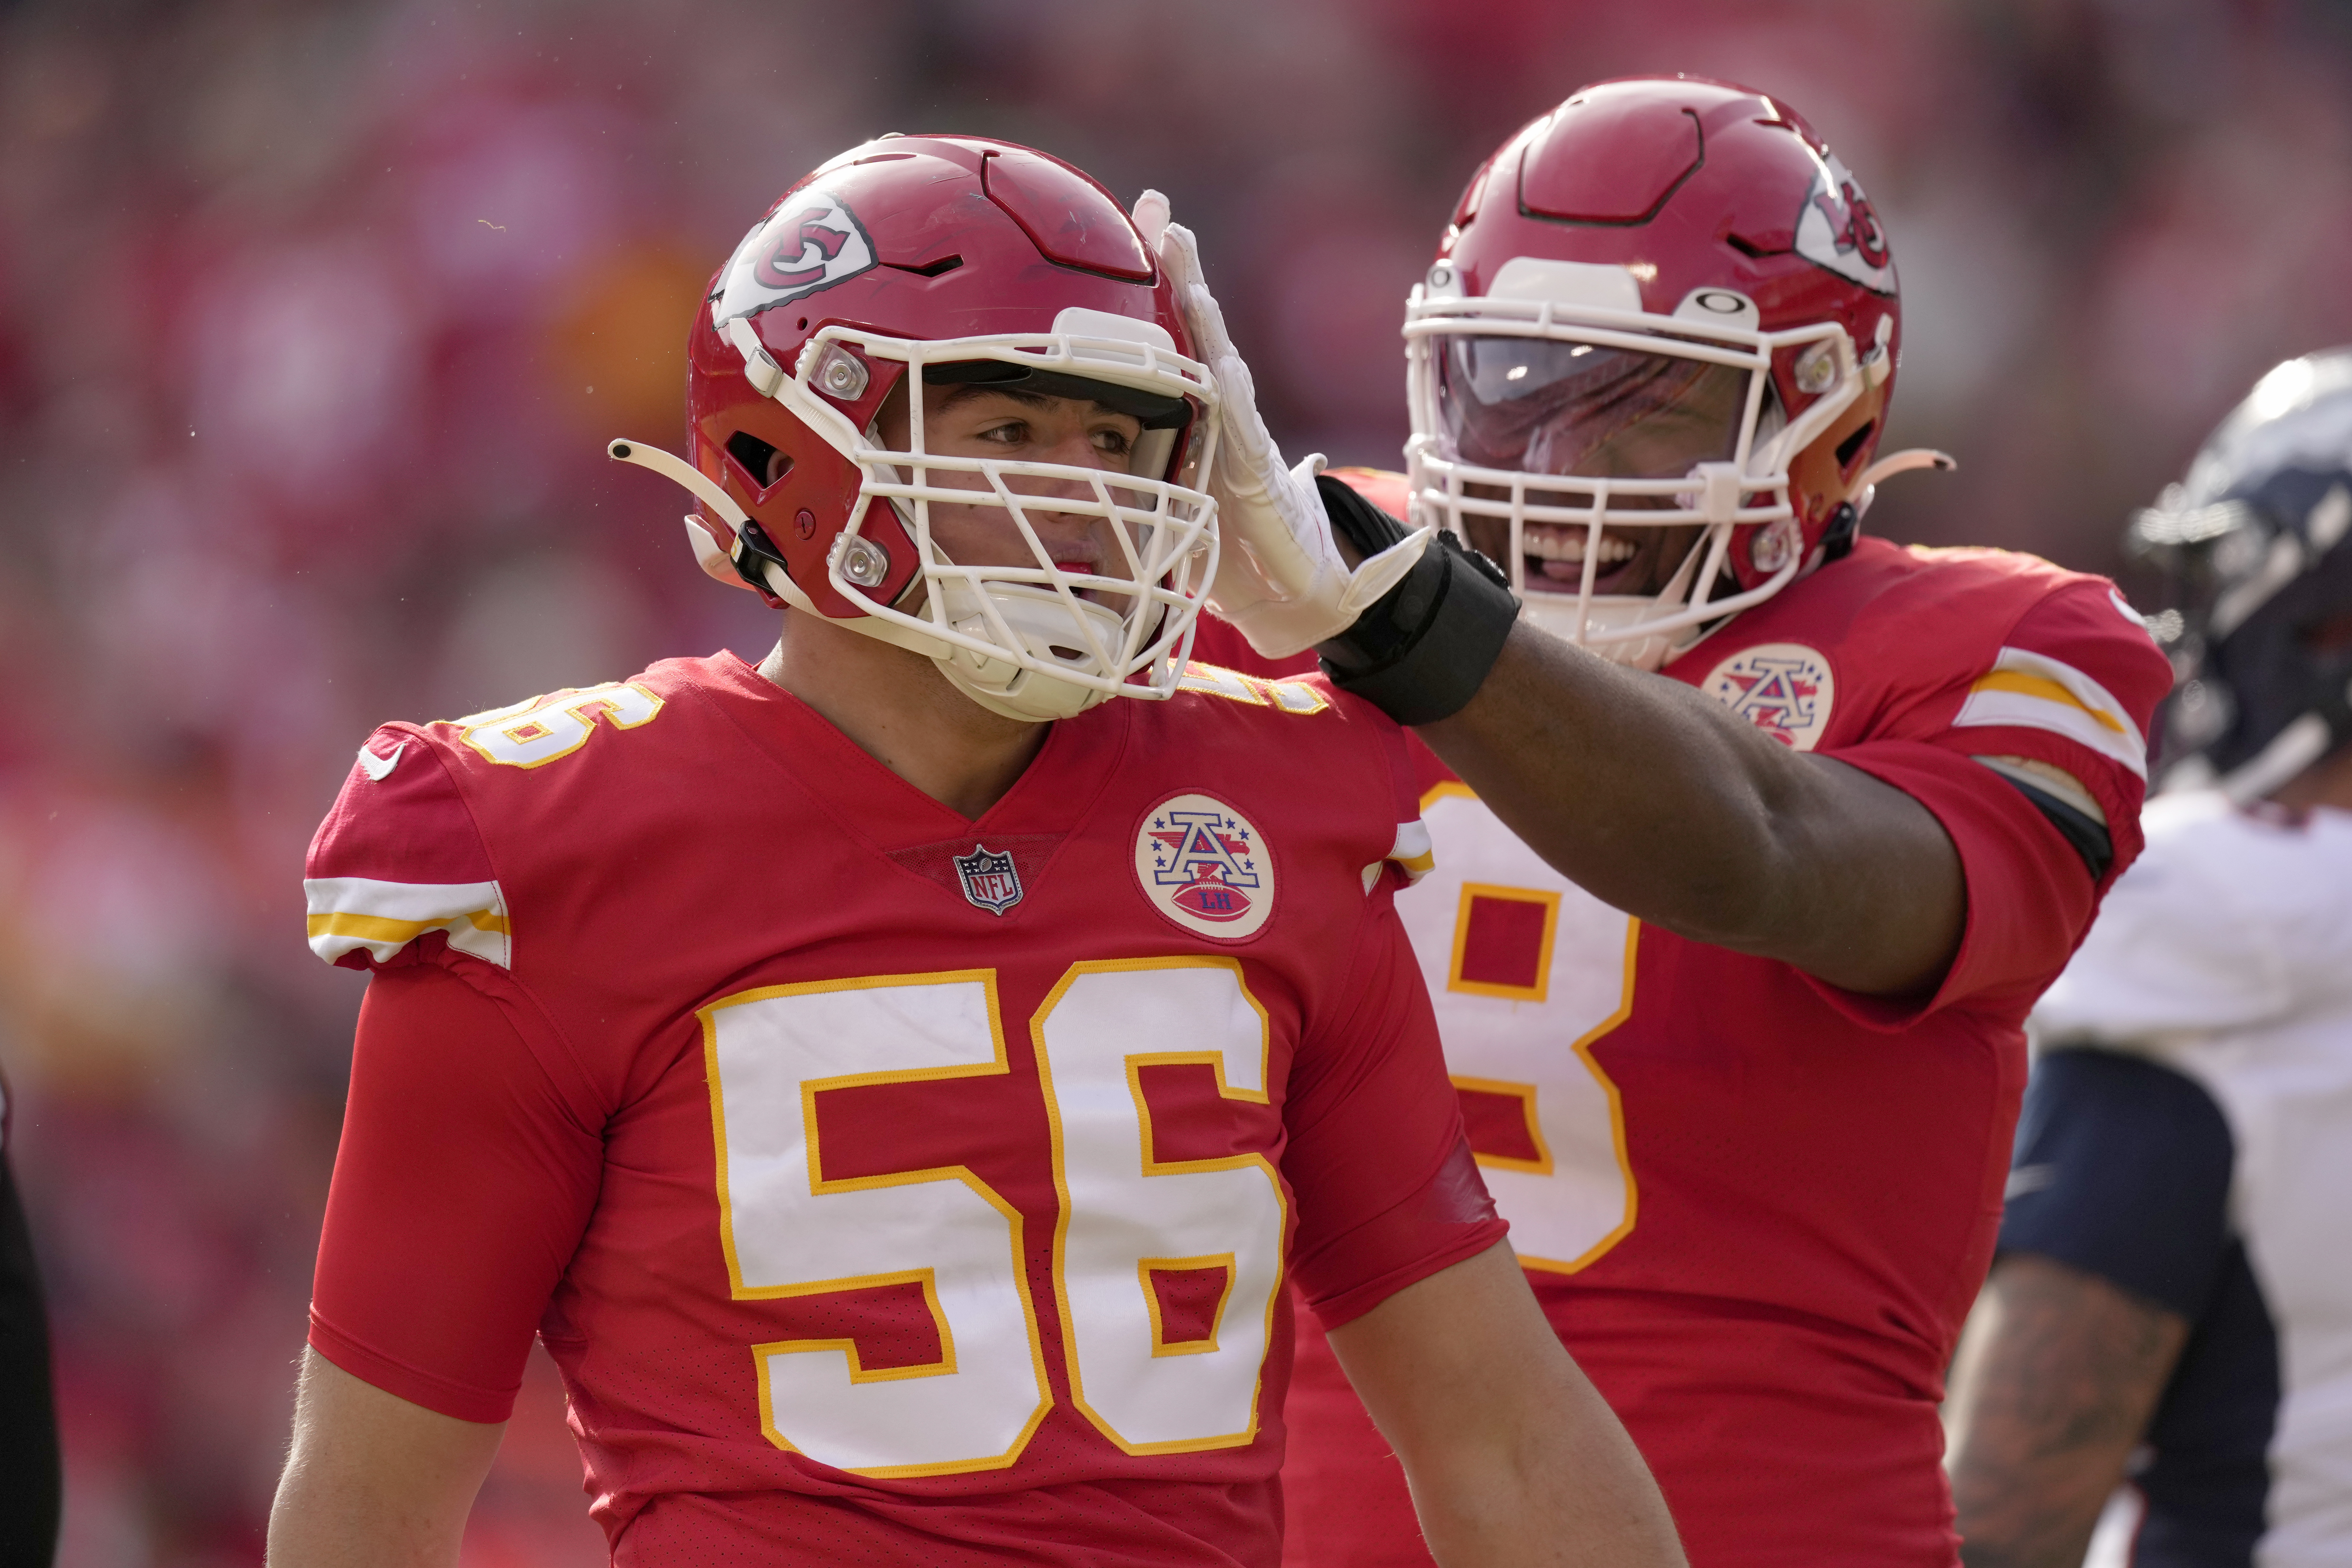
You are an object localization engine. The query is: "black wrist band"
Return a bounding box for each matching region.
[1312,480,1519,725]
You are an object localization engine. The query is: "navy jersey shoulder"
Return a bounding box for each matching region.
[2001,1047,2281,1567]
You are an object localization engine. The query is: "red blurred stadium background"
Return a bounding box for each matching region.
[2,0,2349,1561]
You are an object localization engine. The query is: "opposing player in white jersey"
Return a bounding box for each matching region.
[1946,350,2352,1568]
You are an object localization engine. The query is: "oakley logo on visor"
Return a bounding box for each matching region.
[713,188,878,325]
[1793,152,1896,296]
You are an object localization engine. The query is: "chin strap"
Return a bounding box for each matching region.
[1825,448,1958,565]
[607,438,811,610]
[1857,448,1957,489]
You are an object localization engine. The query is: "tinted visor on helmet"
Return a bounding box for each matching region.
[1436,336,1747,482]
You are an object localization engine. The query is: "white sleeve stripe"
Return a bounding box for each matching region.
[1389,820,1435,882]
[1363,820,1437,895]
[302,876,511,969]
[1952,646,2147,780]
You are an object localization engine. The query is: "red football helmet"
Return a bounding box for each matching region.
[612,135,1219,721]
[1405,76,1947,668]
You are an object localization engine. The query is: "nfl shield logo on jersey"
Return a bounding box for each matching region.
[953,844,1024,916]
[1134,793,1275,941]
[1701,643,1839,751]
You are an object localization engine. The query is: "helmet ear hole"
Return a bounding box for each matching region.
[1834,420,1876,476]
[724,430,793,494]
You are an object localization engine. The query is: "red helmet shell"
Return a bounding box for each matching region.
[1439,77,1901,586]
[685,136,1192,617]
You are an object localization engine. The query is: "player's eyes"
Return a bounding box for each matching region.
[1091,427,1136,457]
[975,420,1029,447]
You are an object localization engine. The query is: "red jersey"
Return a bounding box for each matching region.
[301,651,1503,1566]
[1195,527,2175,1567]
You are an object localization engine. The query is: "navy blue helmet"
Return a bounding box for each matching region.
[2128,349,2352,799]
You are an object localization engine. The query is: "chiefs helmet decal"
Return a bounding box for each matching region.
[1793,152,1897,296]
[713,188,879,322]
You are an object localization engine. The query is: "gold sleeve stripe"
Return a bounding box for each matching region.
[1966,669,2128,733]
[1952,647,2146,780]
[1389,821,1436,883]
[305,909,511,943]
[302,875,512,968]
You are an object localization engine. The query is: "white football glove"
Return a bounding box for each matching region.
[1140,194,1431,661]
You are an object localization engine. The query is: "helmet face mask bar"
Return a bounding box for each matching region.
[719,312,1220,723]
[1406,282,1869,668]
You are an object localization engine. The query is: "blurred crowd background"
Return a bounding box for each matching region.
[2,0,2350,1562]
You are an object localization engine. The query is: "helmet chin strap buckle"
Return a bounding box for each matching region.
[1819,502,1861,564]
[609,436,812,611]
[682,515,757,591]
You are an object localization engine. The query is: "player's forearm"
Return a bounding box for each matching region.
[268,1464,468,1568]
[1945,1254,2188,1568]
[1400,1366,1685,1568]
[1328,1244,1685,1568]
[1417,622,1964,994]
[267,1349,503,1568]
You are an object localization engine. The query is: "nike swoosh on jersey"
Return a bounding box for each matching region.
[357,741,407,782]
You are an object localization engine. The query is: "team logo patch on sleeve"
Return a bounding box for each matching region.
[1134,793,1274,941]
[712,186,878,326]
[952,844,1024,916]
[1700,643,1838,751]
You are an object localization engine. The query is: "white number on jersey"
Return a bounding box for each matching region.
[458,683,664,769]
[701,961,1288,1476]
[1400,784,1637,1273]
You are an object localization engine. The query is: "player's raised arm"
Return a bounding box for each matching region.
[1163,90,2171,999]
[1414,616,1966,994]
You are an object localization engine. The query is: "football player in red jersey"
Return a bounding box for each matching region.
[1170,79,2179,1567]
[265,137,1684,1568]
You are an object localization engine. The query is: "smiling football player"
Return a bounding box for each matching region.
[1178,77,2178,1568]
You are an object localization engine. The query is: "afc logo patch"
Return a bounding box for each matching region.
[952,844,1023,916]
[712,186,877,327]
[1700,642,1837,751]
[1133,793,1274,941]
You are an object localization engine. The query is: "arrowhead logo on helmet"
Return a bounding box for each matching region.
[1794,153,1897,295]
[712,188,877,324]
